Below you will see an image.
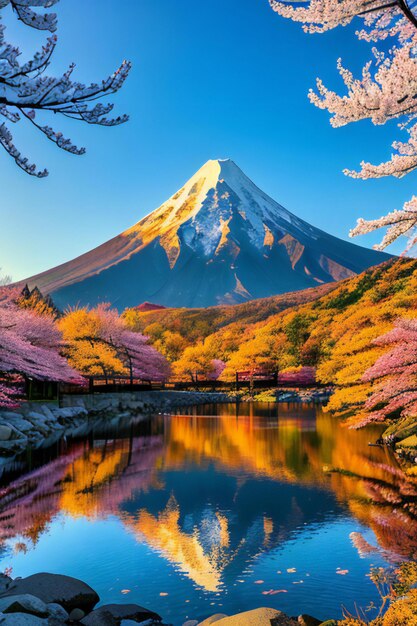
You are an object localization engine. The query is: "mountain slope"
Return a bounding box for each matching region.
[23,159,390,310]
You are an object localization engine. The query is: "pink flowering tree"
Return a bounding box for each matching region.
[0,287,84,409]
[359,318,417,427]
[60,304,171,383]
[269,0,417,251]
[0,0,131,177]
[98,305,171,382]
[206,359,226,381]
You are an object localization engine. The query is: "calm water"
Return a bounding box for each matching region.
[0,402,416,625]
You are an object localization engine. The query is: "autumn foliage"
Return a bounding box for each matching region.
[59,304,170,382]
[0,291,169,409]
[125,258,417,427]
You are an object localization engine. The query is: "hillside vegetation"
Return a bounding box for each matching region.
[124,258,417,427]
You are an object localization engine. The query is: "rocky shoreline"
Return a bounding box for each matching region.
[0,571,333,625]
[0,390,330,461]
[0,391,231,460]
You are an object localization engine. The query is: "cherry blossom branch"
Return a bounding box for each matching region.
[0,0,131,176]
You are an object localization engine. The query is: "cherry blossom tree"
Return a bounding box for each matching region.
[269,0,417,251]
[0,287,83,408]
[60,304,170,382]
[358,317,417,426]
[206,359,226,381]
[0,0,131,177]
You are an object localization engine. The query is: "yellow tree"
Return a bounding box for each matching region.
[59,308,125,380]
[173,344,216,383]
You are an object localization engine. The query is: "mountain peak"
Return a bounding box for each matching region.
[21,159,391,310]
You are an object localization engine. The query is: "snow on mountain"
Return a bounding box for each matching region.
[22,159,391,310]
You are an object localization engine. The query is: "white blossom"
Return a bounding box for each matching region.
[0,0,131,176]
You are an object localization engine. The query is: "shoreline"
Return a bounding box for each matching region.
[0,389,330,461]
[0,571,333,626]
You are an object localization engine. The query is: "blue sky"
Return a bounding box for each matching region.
[1,0,415,280]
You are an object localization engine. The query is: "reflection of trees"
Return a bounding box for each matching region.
[0,406,416,587]
[0,435,164,550]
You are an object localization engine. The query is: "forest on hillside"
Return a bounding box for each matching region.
[124,258,417,430]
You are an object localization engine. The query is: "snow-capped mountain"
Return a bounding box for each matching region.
[23,159,390,309]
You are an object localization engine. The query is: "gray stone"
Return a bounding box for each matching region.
[80,603,161,625]
[183,621,198,626]
[40,406,56,421]
[198,616,228,626]
[12,418,35,433]
[0,593,49,617]
[27,412,49,423]
[0,426,13,441]
[80,609,116,626]
[212,609,297,626]
[0,412,22,421]
[0,615,48,625]
[46,603,68,620]
[68,607,85,621]
[0,573,99,614]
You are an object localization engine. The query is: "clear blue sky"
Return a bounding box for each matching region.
[1,0,414,280]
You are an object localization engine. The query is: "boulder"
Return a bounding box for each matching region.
[68,607,85,621]
[27,412,49,423]
[297,617,322,626]
[198,615,228,626]
[80,608,116,626]
[0,594,49,617]
[40,406,56,421]
[0,426,13,441]
[213,609,297,626]
[0,573,99,614]
[46,603,68,620]
[0,615,48,625]
[80,603,161,625]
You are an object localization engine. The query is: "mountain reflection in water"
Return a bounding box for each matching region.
[0,402,416,625]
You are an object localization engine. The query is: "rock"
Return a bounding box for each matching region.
[27,412,49,423]
[80,609,116,626]
[0,573,99,614]
[80,603,161,625]
[0,593,49,617]
[213,609,297,626]
[0,615,48,625]
[40,406,56,421]
[183,621,198,626]
[46,603,68,620]
[12,418,34,433]
[198,615,228,626]
[297,617,322,626]
[318,622,337,626]
[0,426,13,441]
[69,607,85,621]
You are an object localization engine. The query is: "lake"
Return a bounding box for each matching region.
[0,402,415,625]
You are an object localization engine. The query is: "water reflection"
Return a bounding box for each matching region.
[0,403,416,621]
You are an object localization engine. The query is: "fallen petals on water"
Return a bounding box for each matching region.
[160,592,169,596]
[121,589,130,594]
[262,589,288,595]
[254,580,264,584]
[336,569,349,575]
[287,568,296,573]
